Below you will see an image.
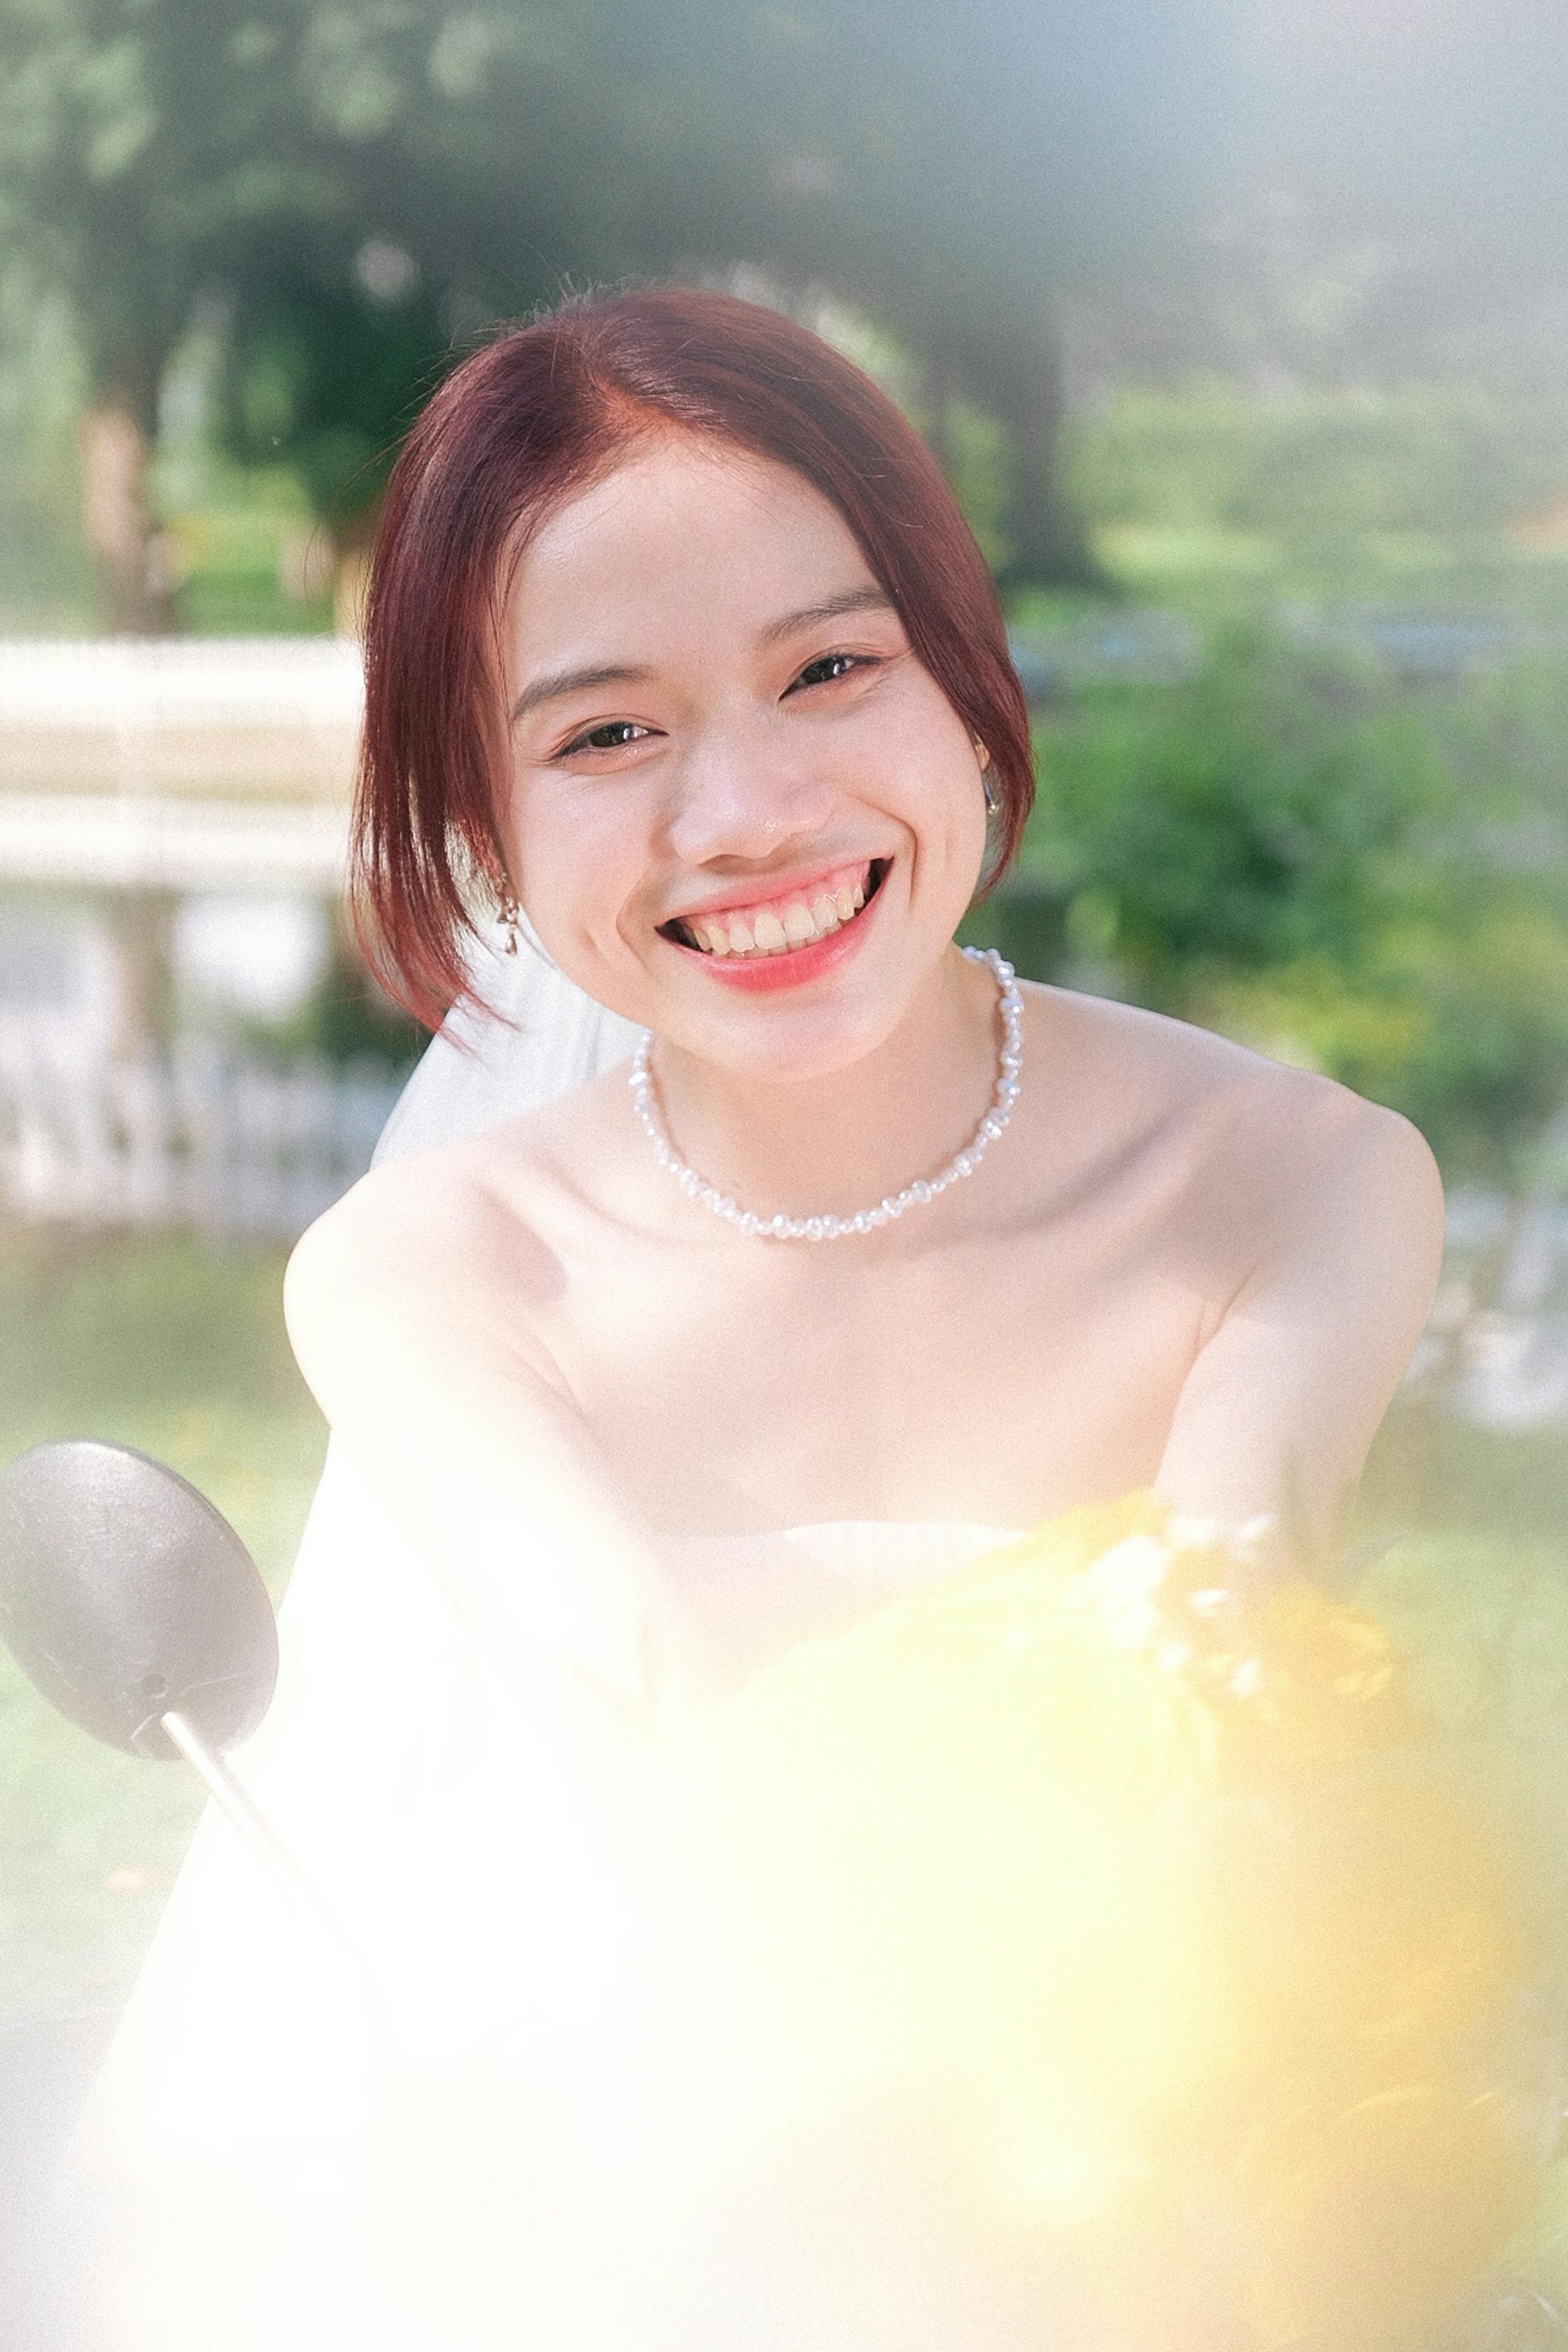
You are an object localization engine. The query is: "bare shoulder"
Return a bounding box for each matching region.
[1024,978,1444,1283]
[1029,976,1338,1108]
[1031,978,1439,1168]
[282,1112,569,1390]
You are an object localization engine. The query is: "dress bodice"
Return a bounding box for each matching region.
[667,1515,1028,1559]
[661,1519,1027,1684]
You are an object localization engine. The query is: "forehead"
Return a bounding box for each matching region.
[502,435,877,656]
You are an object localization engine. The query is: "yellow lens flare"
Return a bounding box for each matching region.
[1236,2085,1539,2350]
[680,1488,1545,2341]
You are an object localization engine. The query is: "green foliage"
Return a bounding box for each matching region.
[1351,899,1568,1178]
[0,258,96,629]
[1013,630,1568,1182]
[1027,628,1455,994]
[161,503,336,634]
[0,0,1094,612]
[1066,384,1568,542]
[214,257,452,537]
[1060,382,1568,631]
[228,922,426,1070]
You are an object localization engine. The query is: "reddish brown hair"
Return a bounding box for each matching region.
[350,283,1035,1034]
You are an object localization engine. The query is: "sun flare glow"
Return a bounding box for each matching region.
[677,1490,1544,2351]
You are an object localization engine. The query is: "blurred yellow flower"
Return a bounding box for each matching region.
[688,1488,1544,2352]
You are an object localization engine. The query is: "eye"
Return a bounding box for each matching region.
[788,651,880,695]
[557,718,655,758]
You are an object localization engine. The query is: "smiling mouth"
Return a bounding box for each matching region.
[659,858,891,958]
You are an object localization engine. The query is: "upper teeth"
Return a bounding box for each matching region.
[682,868,870,956]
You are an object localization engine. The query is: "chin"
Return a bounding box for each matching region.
[702,989,914,1087]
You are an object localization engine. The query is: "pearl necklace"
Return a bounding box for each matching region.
[627,946,1023,1240]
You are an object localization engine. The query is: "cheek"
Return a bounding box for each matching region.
[902,739,987,862]
[880,692,985,828]
[505,793,641,962]
[941,792,989,898]
[915,768,989,920]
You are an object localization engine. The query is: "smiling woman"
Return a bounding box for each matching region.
[49,285,1450,2352]
[348,286,1033,1044]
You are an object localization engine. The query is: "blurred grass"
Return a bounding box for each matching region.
[1060,382,1568,630]
[1091,522,1568,633]
[165,503,336,637]
[0,1222,325,2025]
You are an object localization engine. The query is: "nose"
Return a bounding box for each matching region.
[662,724,838,871]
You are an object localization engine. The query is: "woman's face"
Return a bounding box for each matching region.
[497,432,989,1082]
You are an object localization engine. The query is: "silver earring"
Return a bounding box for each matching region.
[498,884,521,955]
[974,737,999,815]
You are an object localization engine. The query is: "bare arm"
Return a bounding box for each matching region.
[283,1162,717,1748]
[1153,1096,1446,1577]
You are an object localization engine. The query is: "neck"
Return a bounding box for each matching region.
[645,946,1003,1224]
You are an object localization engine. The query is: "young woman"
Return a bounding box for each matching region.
[54,285,1446,2350]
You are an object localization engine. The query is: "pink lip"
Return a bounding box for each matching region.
[666,862,889,993]
[663,857,876,926]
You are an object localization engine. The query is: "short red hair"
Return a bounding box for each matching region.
[350,284,1035,1034]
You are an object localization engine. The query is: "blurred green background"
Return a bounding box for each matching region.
[4,0,1568,2314]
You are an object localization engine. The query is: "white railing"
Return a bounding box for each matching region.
[0,635,361,789]
[0,635,361,890]
[0,1035,407,1241]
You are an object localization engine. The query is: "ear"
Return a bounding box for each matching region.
[973,737,991,771]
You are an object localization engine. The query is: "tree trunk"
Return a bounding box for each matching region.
[104,887,179,1057]
[331,502,383,641]
[957,329,1102,590]
[79,390,180,637]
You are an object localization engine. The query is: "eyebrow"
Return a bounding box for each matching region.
[757,584,898,644]
[508,585,898,724]
[509,662,650,724]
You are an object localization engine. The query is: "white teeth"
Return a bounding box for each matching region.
[677,861,879,956]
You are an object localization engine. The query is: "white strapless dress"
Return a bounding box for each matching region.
[45,1438,1033,2352]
